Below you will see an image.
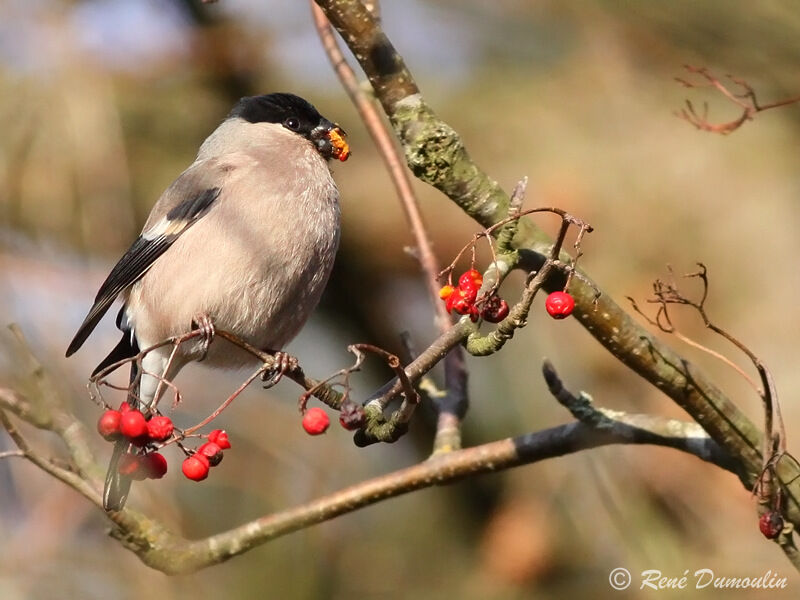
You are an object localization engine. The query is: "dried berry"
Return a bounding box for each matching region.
[339,402,366,431]
[119,410,148,439]
[759,511,784,539]
[481,296,509,323]
[147,415,174,441]
[197,442,224,466]
[545,291,575,319]
[208,429,231,449]
[143,452,168,479]
[97,410,122,441]
[302,407,330,435]
[182,454,210,481]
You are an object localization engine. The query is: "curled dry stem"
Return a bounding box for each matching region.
[627,263,790,506]
[675,65,800,134]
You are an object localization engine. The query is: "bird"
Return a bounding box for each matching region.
[66,93,350,511]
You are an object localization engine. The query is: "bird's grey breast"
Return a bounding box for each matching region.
[126,140,340,364]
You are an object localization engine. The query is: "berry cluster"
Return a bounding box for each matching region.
[439,269,509,323]
[182,429,231,482]
[97,402,231,483]
[439,268,577,323]
[98,403,175,444]
[97,403,174,480]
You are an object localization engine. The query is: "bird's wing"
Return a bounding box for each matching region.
[66,160,228,357]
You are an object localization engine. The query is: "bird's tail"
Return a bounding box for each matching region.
[103,360,138,512]
[103,438,133,511]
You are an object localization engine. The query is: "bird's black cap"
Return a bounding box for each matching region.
[229,93,327,133]
[229,93,349,161]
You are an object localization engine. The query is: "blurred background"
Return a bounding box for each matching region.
[1,0,799,598]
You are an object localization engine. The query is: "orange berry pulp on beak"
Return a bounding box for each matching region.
[328,127,350,162]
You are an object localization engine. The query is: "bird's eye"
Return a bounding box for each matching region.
[284,117,301,131]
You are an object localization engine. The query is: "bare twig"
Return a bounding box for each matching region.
[0,408,101,504]
[627,264,791,512]
[0,449,25,459]
[675,65,800,134]
[310,2,446,327]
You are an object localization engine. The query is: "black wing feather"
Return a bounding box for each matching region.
[66,187,221,357]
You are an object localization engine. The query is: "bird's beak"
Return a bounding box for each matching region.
[312,121,350,162]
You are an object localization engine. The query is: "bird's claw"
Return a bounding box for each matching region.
[191,314,216,361]
[261,351,296,388]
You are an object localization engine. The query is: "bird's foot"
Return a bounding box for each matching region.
[191,313,216,361]
[261,350,296,388]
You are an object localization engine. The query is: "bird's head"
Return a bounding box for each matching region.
[229,93,350,162]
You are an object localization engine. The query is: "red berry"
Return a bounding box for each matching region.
[302,407,330,435]
[117,453,140,476]
[182,454,210,481]
[97,410,122,441]
[119,410,148,439]
[208,429,231,449]
[197,442,224,466]
[481,296,509,323]
[147,415,174,441]
[142,452,168,479]
[468,305,480,322]
[447,289,477,314]
[458,269,483,291]
[118,453,148,480]
[759,511,784,539]
[545,291,575,319]
[118,401,134,414]
[460,283,479,304]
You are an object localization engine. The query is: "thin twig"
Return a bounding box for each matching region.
[310,1,467,450]
[183,365,269,435]
[310,1,445,323]
[0,449,25,459]
[675,65,800,134]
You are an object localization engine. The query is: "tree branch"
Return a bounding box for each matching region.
[109,408,737,574]
[312,0,800,525]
